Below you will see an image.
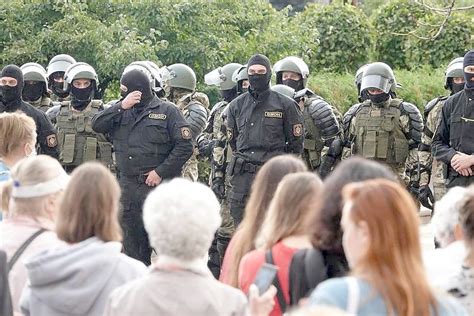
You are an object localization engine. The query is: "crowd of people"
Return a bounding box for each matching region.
[0,47,474,315]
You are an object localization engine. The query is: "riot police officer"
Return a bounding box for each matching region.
[20,63,52,112]
[162,63,209,181]
[343,62,423,186]
[419,57,465,206]
[46,54,76,102]
[92,69,193,265]
[274,56,341,177]
[226,54,304,225]
[232,64,250,96]
[0,64,59,159]
[47,62,113,172]
[201,62,242,278]
[433,50,474,188]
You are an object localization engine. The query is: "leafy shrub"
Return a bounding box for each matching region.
[295,4,373,73]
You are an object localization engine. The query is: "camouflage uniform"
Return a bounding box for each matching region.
[52,100,114,172]
[419,97,448,201]
[174,91,209,181]
[343,98,423,184]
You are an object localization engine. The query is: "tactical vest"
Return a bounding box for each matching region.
[353,99,409,165]
[302,98,324,170]
[56,100,113,168]
[30,96,51,113]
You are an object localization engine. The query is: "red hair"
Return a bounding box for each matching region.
[342,179,437,316]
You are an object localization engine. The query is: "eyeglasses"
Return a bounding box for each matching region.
[0,77,18,87]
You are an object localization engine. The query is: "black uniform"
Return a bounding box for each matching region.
[0,65,59,158]
[226,55,304,225]
[432,88,474,188]
[92,70,193,265]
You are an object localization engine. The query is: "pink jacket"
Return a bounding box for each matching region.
[0,215,64,313]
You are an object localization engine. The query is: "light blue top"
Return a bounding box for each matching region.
[309,276,467,316]
[0,160,9,182]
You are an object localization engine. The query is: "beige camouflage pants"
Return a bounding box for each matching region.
[432,159,447,201]
[182,154,199,182]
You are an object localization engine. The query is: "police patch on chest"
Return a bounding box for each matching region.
[149,113,167,120]
[265,111,283,119]
[181,127,192,140]
[293,124,303,137]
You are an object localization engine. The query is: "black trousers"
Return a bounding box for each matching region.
[119,176,153,266]
[228,171,256,226]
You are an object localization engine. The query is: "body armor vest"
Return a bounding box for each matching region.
[56,100,113,168]
[302,98,324,170]
[353,99,409,165]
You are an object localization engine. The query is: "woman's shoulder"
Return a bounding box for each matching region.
[309,277,351,309]
[115,250,148,274]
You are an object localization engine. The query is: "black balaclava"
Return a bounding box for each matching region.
[447,78,465,95]
[463,50,474,90]
[70,80,95,111]
[1,65,24,111]
[22,81,46,102]
[282,78,304,91]
[368,90,390,104]
[49,71,69,98]
[247,54,272,95]
[220,87,238,103]
[120,69,154,112]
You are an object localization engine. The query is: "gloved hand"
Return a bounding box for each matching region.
[211,177,226,200]
[418,185,434,210]
[197,135,214,159]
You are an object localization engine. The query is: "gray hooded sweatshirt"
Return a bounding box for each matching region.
[20,237,147,316]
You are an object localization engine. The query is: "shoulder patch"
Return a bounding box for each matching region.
[265,111,283,119]
[293,124,303,137]
[46,134,57,147]
[149,113,167,120]
[181,127,192,140]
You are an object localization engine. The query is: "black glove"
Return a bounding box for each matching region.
[418,185,434,210]
[211,177,226,200]
[197,136,215,159]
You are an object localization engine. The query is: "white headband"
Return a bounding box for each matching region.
[11,172,70,198]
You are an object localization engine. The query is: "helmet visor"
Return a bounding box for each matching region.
[204,68,224,86]
[361,75,391,94]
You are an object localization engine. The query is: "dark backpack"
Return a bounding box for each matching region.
[288,248,348,305]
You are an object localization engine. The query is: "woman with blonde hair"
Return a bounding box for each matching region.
[220,155,307,287]
[0,155,66,313]
[0,112,37,182]
[20,162,147,316]
[238,172,322,316]
[309,179,466,315]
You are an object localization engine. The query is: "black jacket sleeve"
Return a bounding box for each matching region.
[155,107,193,178]
[91,102,124,134]
[36,110,59,159]
[432,99,457,164]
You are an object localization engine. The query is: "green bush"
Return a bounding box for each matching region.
[405,14,473,69]
[372,0,426,69]
[295,4,373,73]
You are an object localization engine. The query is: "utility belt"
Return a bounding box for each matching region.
[229,156,262,175]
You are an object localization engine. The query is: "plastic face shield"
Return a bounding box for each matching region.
[160,66,176,87]
[360,75,392,94]
[204,67,226,86]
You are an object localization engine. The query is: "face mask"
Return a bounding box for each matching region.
[70,85,93,110]
[451,82,465,95]
[248,74,269,93]
[220,88,237,103]
[22,82,45,102]
[368,92,390,104]
[1,85,21,103]
[465,73,474,89]
[282,79,303,91]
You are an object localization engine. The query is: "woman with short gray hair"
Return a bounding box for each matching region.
[105,178,275,316]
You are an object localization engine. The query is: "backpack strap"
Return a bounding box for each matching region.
[8,228,47,272]
[265,249,287,312]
